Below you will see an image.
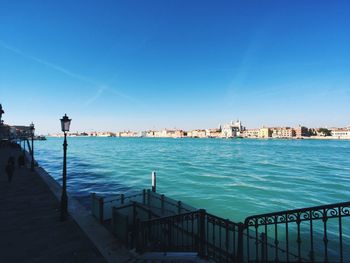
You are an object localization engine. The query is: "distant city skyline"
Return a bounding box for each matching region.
[1,0,349,134]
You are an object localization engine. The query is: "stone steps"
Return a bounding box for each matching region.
[125,252,209,263]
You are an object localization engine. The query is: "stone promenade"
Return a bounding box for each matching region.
[0,145,125,263]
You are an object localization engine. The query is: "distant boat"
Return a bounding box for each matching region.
[34,135,47,140]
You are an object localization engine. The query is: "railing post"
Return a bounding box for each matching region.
[121,193,124,205]
[143,189,146,204]
[198,209,206,258]
[147,189,151,205]
[98,197,104,224]
[261,232,267,262]
[237,222,244,262]
[225,219,230,261]
[132,202,137,249]
[178,201,182,214]
[168,218,172,251]
[91,193,96,216]
[161,194,165,214]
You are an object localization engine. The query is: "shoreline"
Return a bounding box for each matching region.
[45,135,350,140]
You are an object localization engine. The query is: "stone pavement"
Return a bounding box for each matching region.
[0,145,130,263]
[0,144,207,263]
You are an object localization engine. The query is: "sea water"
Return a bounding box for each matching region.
[34,137,350,222]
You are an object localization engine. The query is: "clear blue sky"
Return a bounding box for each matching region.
[1,0,349,134]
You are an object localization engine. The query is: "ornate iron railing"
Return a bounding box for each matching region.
[137,201,350,262]
[244,201,350,262]
[92,190,350,262]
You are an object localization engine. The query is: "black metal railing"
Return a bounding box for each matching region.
[92,189,350,262]
[92,189,195,223]
[244,201,350,262]
[111,202,160,248]
[136,201,350,262]
[138,209,244,262]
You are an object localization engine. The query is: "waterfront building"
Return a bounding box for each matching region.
[160,129,178,138]
[174,130,186,138]
[118,131,138,137]
[153,130,163,137]
[145,130,155,137]
[258,127,272,138]
[221,120,245,138]
[331,128,350,139]
[95,132,115,137]
[205,127,222,138]
[242,128,259,138]
[161,129,187,138]
[188,129,206,138]
[294,125,309,138]
[139,131,147,137]
[271,127,295,138]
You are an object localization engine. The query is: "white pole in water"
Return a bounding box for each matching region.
[152,171,156,192]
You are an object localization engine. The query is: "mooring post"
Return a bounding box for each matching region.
[151,171,156,192]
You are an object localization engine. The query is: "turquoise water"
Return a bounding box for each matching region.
[35,137,350,221]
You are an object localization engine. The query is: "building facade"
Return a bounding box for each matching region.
[258,127,272,138]
[294,125,309,138]
[222,120,245,138]
[242,129,259,138]
[331,128,350,139]
[271,127,295,138]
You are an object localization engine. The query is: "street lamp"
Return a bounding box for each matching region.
[60,114,71,221]
[30,122,35,171]
[0,103,4,124]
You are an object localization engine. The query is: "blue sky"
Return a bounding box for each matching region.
[1,0,349,134]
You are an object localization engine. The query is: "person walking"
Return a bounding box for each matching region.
[5,157,15,183]
[18,154,25,168]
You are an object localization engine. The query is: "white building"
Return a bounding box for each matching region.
[331,128,350,139]
[221,120,245,138]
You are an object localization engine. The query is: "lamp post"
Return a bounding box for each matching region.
[0,104,4,124]
[60,114,71,221]
[30,122,35,171]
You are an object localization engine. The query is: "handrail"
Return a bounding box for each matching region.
[244,200,350,225]
[140,210,197,224]
[244,201,350,262]
[104,192,143,204]
[206,211,241,227]
[138,209,242,262]
[147,191,194,212]
[113,202,160,219]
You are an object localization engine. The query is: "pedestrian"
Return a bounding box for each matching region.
[5,157,15,183]
[18,154,25,168]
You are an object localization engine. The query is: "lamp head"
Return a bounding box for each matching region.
[60,114,71,132]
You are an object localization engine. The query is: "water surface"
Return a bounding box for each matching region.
[35,137,350,221]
